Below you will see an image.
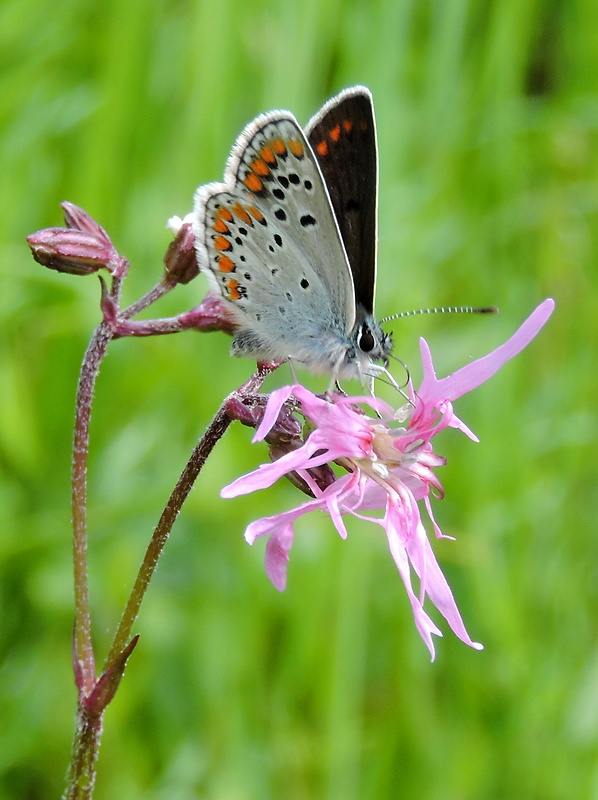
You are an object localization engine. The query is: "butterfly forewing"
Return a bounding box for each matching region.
[194,113,358,370]
[306,86,378,315]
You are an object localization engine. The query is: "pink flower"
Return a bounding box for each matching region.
[222,300,555,659]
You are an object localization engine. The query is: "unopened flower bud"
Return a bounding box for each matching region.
[26,203,125,276]
[61,201,109,235]
[226,395,302,441]
[163,221,198,285]
[26,227,119,275]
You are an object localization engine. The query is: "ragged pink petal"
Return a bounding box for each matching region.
[265,525,295,591]
[418,299,555,405]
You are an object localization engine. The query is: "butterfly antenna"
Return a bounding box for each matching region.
[380,305,498,323]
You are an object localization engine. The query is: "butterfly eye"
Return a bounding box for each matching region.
[358,325,375,353]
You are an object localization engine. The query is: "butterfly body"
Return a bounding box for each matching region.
[194,86,391,381]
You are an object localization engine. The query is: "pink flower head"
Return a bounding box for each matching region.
[223,300,555,659]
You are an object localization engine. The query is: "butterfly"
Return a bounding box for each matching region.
[193,86,392,384]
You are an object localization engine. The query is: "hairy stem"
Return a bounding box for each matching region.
[63,706,103,800]
[120,279,175,319]
[105,363,273,667]
[71,320,113,692]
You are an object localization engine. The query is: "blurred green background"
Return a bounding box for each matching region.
[1,0,596,797]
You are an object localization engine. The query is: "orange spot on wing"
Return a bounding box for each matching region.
[226,279,241,301]
[217,207,234,222]
[316,140,329,156]
[232,202,252,225]
[271,138,287,155]
[329,124,341,142]
[251,158,271,176]
[217,254,236,272]
[288,138,304,158]
[343,119,353,132]
[259,145,276,164]
[244,173,264,192]
[247,205,264,223]
[212,217,230,234]
[214,235,232,251]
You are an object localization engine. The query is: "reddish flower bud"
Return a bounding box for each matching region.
[163,221,199,285]
[26,227,118,275]
[26,203,126,276]
[61,201,109,235]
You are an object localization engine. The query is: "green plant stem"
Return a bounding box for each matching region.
[66,276,122,799]
[65,361,274,798]
[71,320,114,693]
[67,400,234,797]
[104,403,232,666]
[105,363,273,667]
[120,278,175,319]
[63,705,103,800]
[65,228,276,795]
